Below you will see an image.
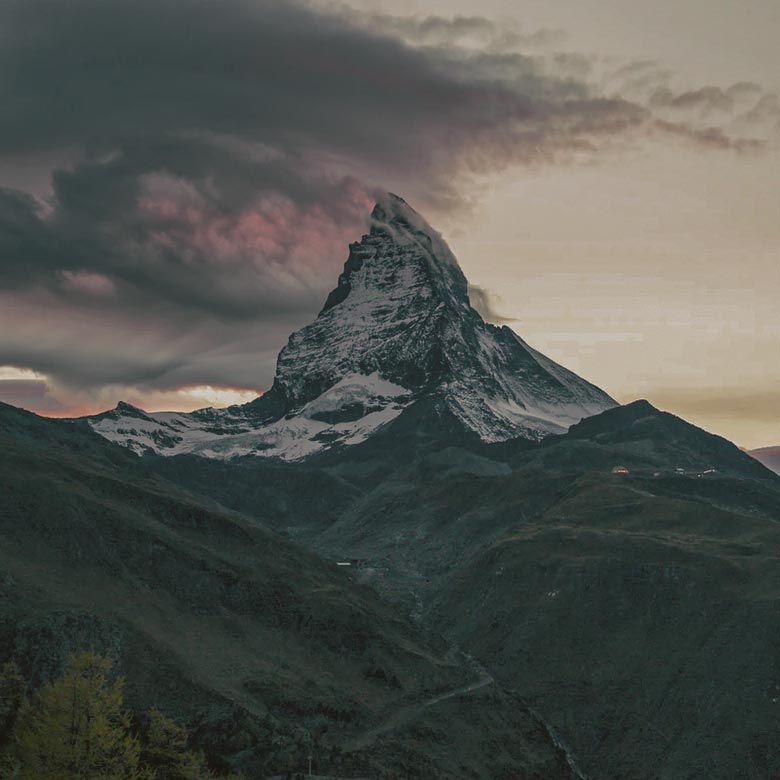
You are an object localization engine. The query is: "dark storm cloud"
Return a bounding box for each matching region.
[0,137,372,318]
[0,0,773,398]
[0,0,625,171]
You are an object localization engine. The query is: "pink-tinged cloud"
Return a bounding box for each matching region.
[60,271,116,296]
[0,0,776,413]
[130,173,376,316]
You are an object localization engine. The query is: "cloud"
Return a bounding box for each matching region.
[0,0,775,411]
[468,285,517,326]
[0,379,63,412]
[650,86,736,113]
[651,120,765,152]
[349,11,568,53]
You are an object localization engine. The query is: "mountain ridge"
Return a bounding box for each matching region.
[5,388,780,777]
[0,400,577,779]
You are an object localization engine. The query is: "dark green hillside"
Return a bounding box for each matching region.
[555,399,776,481]
[431,471,780,779]
[9,396,780,778]
[0,403,572,779]
[153,398,780,780]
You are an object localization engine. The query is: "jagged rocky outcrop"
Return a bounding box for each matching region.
[84,194,616,460]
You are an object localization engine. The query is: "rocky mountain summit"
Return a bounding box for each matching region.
[85,194,616,460]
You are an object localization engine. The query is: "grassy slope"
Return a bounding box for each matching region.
[0,403,571,780]
[70,398,780,778]
[425,409,780,780]
[175,400,780,780]
[431,477,780,778]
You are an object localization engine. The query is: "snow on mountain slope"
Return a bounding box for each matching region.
[88,374,412,460]
[83,194,616,460]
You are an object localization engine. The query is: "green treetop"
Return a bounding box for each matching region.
[13,651,144,780]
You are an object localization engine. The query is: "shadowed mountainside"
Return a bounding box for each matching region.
[150,399,780,779]
[0,401,575,780]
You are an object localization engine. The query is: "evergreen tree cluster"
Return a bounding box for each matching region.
[0,652,243,780]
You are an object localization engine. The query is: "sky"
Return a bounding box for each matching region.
[0,0,777,448]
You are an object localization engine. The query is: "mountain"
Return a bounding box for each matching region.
[17,191,780,778]
[150,399,780,780]
[8,385,780,777]
[83,194,615,460]
[0,401,576,779]
[425,411,780,780]
[749,445,780,475]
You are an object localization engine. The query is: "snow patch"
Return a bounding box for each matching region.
[87,372,411,461]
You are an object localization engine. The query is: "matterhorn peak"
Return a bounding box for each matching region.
[84,195,616,460]
[321,193,467,317]
[369,193,463,273]
[370,191,414,221]
[370,192,431,229]
[370,194,454,256]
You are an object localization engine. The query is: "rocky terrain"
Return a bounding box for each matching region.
[84,195,615,460]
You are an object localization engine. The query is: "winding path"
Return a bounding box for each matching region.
[344,662,494,751]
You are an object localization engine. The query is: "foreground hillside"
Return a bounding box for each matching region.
[0,402,574,779]
[154,400,780,779]
[433,470,780,779]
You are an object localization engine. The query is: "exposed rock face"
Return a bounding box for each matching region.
[85,194,616,460]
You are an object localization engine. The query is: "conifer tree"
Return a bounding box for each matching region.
[0,661,25,780]
[140,708,210,780]
[0,661,24,741]
[13,651,144,780]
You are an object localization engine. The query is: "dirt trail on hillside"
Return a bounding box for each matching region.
[344,659,494,751]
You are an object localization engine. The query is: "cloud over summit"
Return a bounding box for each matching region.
[0,0,775,409]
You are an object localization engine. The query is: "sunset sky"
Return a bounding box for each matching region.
[0,0,777,448]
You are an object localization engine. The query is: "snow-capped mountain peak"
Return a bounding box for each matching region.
[83,194,616,460]
[270,194,473,411]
